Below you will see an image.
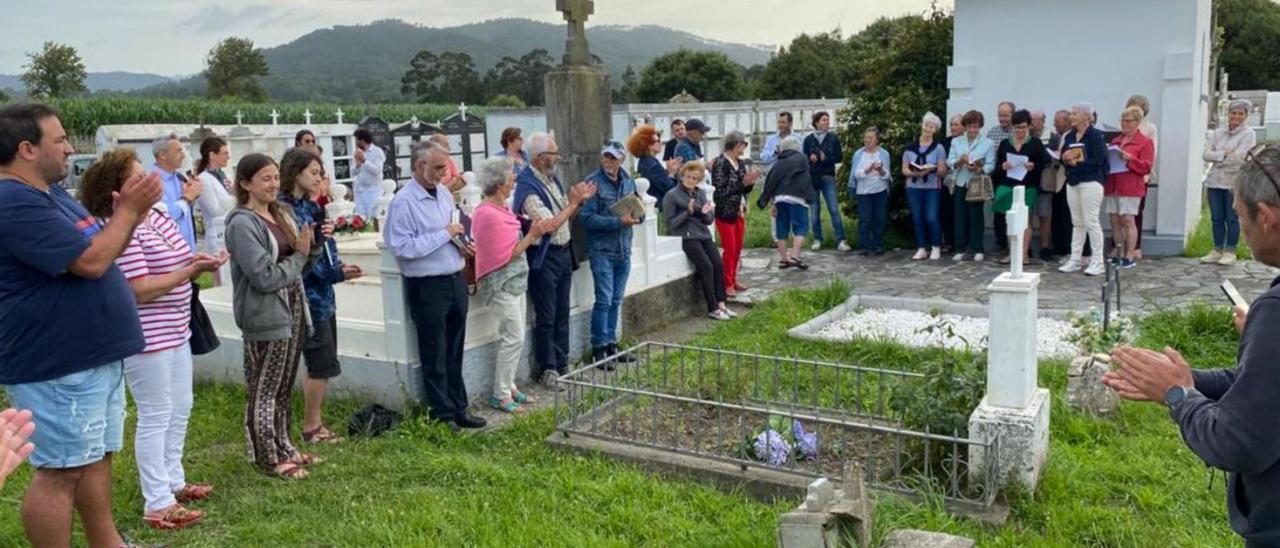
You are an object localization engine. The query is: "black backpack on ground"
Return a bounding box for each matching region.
[347,404,403,437]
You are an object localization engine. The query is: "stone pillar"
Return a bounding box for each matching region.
[968,267,1050,492]
[378,241,416,364]
[545,65,611,187]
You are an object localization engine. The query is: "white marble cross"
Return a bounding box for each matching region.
[409,115,419,128]
[234,110,244,126]
[270,109,280,126]
[303,109,313,125]
[1008,186,1028,278]
[335,108,345,125]
[459,102,468,122]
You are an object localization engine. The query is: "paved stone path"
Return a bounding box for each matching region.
[730,248,1279,313]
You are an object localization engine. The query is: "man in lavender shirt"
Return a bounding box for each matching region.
[384,141,487,432]
[149,133,202,249]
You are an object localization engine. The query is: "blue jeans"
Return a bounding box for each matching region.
[4,361,126,468]
[1207,188,1240,250]
[856,190,889,252]
[589,255,631,349]
[809,175,847,242]
[907,187,942,248]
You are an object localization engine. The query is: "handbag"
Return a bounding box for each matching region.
[188,284,221,355]
[1039,164,1065,194]
[965,172,994,203]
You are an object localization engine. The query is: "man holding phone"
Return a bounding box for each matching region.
[150,133,202,249]
[1104,144,1280,547]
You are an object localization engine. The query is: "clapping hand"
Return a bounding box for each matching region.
[744,169,762,185]
[665,157,683,175]
[191,251,229,273]
[354,149,366,164]
[701,201,715,215]
[296,223,315,255]
[114,171,164,221]
[0,408,35,490]
[181,176,203,203]
[528,218,555,238]
[569,181,597,206]
[341,264,364,281]
[1104,346,1195,404]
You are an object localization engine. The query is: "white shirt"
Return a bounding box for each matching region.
[354,145,386,193]
[196,171,235,255]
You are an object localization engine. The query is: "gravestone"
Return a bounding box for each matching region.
[545,0,610,188]
[390,119,444,184]
[441,111,487,171]
[358,116,396,181]
[1067,353,1119,415]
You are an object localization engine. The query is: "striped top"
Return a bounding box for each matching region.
[115,209,193,353]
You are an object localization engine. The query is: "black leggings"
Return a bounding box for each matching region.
[683,238,726,313]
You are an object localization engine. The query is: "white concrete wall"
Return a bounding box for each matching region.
[950,0,1213,254]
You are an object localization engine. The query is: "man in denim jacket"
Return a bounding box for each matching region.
[580,141,641,367]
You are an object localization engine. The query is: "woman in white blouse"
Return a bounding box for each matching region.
[194,136,236,257]
[1200,99,1257,266]
[847,127,893,256]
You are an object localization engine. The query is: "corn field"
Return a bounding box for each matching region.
[33,98,479,139]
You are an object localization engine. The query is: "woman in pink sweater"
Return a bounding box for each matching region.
[471,157,554,413]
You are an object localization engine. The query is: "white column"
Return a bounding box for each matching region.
[986,272,1040,408]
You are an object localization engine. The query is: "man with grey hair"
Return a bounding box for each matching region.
[757,135,814,269]
[987,101,1016,253]
[1106,144,1280,547]
[150,133,202,248]
[513,132,596,388]
[385,141,486,432]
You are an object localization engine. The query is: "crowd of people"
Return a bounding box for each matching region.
[0,92,1269,545]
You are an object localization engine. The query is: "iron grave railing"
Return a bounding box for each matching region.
[552,342,1001,512]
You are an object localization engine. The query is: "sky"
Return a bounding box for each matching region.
[6,0,949,75]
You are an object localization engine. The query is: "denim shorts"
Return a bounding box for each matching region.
[3,361,126,469]
[774,201,810,240]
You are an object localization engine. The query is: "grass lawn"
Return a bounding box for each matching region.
[0,284,1241,546]
[1182,203,1252,260]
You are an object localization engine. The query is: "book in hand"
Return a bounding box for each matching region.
[611,193,647,221]
[450,208,473,249]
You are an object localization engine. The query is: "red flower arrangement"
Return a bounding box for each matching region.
[333,215,374,235]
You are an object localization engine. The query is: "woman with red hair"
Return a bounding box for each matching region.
[627,125,681,203]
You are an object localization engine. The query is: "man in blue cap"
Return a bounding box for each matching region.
[580,140,641,368]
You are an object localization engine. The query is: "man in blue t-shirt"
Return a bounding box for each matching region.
[0,103,162,547]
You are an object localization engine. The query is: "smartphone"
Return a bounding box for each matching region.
[1220,280,1248,308]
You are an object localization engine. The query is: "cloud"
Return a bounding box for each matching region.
[181,4,289,33]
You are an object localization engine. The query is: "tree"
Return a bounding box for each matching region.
[741,64,767,100]
[487,94,527,108]
[21,42,88,99]
[636,49,746,103]
[204,37,270,102]
[483,49,555,106]
[401,50,484,104]
[1217,0,1280,91]
[612,65,639,104]
[0,89,8,102]
[760,32,856,100]
[839,5,953,237]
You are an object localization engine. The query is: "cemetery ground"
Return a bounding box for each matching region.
[0,282,1244,546]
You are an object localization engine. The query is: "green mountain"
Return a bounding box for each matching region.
[132,18,775,103]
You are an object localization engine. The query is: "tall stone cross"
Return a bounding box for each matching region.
[556,0,594,66]
[1007,186,1028,278]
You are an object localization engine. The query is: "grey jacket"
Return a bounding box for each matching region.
[225,206,319,342]
[757,149,814,209]
[661,186,714,240]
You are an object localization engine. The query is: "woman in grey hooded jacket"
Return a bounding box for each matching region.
[225,153,321,480]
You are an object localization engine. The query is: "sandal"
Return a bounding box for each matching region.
[789,258,810,271]
[290,453,324,466]
[303,426,344,445]
[489,396,525,414]
[175,483,214,503]
[270,462,309,480]
[143,503,205,530]
[511,390,537,405]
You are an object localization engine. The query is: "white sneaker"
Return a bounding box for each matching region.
[1199,250,1223,264]
[973,253,984,262]
[912,248,928,261]
[721,307,739,318]
[837,240,852,252]
[1059,259,1082,273]
[1218,253,1238,266]
[930,247,941,260]
[708,310,732,321]
[810,240,823,251]
[1084,261,1106,276]
[952,253,966,262]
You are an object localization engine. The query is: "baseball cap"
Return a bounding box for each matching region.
[684,118,711,133]
[601,140,626,159]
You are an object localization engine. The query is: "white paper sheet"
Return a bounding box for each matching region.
[1007,153,1029,181]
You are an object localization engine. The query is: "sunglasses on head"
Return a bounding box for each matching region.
[1246,144,1280,195]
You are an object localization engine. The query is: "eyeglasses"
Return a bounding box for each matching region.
[603,139,624,149]
[1245,143,1280,198]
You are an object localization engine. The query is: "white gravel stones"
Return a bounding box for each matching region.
[814,308,1078,359]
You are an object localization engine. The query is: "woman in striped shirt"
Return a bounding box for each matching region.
[79,148,226,530]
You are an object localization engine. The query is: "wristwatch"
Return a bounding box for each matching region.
[1164,385,1192,408]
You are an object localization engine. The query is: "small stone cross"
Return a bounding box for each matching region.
[459,102,468,122]
[1007,186,1028,278]
[335,108,345,125]
[409,115,420,128]
[556,0,594,65]
[234,110,244,126]
[269,109,280,126]
[303,109,313,126]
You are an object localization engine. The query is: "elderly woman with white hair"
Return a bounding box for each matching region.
[471,157,554,413]
[903,112,949,260]
[1200,98,1258,266]
[1058,102,1109,276]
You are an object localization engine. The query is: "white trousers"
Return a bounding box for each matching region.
[1066,182,1105,264]
[123,342,194,512]
[489,290,526,400]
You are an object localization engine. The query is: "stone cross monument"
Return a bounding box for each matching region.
[969,185,1051,493]
[557,0,594,66]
